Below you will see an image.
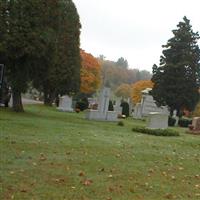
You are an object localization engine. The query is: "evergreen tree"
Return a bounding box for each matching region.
[116,57,128,68]
[32,0,81,106]
[0,0,81,110]
[151,17,200,116]
[0,0,45,111]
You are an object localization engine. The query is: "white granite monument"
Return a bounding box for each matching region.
[57,95,73,112]
[133,88,169,119]
[114,98,122,115]
[147,112,168,129]
[85,87,118,121]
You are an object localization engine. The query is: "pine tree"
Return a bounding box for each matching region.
[151,17,200,116]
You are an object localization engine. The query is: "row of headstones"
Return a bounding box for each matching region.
[57,87,200,132]
[132,88,200,132]
[57,87,122,121]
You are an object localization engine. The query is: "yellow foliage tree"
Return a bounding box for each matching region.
[115,84,131,99]
[131,80,154,104]
[80,50,101,94]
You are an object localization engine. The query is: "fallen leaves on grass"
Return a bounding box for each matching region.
[39,153,47,161]
[79,171,85,177]
[81,179,93,186]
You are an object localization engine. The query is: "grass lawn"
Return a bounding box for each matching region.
[0,105,200,200]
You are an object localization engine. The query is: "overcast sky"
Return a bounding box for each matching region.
[73,0,200,72]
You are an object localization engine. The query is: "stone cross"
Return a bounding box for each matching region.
[98,87,110,114]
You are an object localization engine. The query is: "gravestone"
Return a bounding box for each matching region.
[57,95,73,112]
[147,112,168,129]
[192,117,200,131]
[133,103,142,119]
[189,117,200,135]
[114,98,122,115]
[85,87,118,121]
[173,110,179,126]
[127,97,133,116]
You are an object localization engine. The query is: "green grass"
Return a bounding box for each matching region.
[0,105,200,200]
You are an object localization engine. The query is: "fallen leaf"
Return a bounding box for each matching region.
[20,189,27,193]
[82,179,93,186]
[79,171,85,177]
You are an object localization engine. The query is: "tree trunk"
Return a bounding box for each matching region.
[12,89,24,112]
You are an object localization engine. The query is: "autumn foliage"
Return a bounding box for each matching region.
[193,101,200,117]
[115,84,131,99]
[80,50,101,94]
[131,80,154,104]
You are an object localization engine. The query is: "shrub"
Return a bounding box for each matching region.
[132,126,180,136]
[178,118,192,127]
[168,116,176,126]
[117,121,124,126]
[121,101,129,117]
[76,97,89,111]
[108,100,114,111]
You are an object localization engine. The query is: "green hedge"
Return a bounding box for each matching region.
[178,118,192,127]
[132,126,180,136]
[117,121,124,126]
[168,116,176,126]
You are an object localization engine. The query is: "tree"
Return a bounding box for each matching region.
[100,59,151,90]
[32,0,81,106]
[80,50,101,94]
[116,57,128,68]
[131,80,154,104]
[0,0,46,111]
[151,17,200,116]
[0,0,81,110]
[115,83,131,99]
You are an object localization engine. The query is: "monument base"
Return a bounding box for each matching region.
[85,109,119,122]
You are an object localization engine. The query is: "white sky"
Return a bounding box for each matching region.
[73,0,200,72]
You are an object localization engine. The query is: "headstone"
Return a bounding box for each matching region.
[147,112,168,129]
[8,93,13,107]
[192,117,200,131]
[88,97,97,109]
[114,98,122,114]
[133,103,142,119]
[57,95,73,112]
[173,110,179,126]
[127,98,133,116]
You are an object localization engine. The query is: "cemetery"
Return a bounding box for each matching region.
[1,104,200,199]
[0,1,199,199]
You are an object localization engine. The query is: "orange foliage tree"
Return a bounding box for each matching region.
[131,80,154,104]
[80,50,101,94]
[115,84,131,99]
